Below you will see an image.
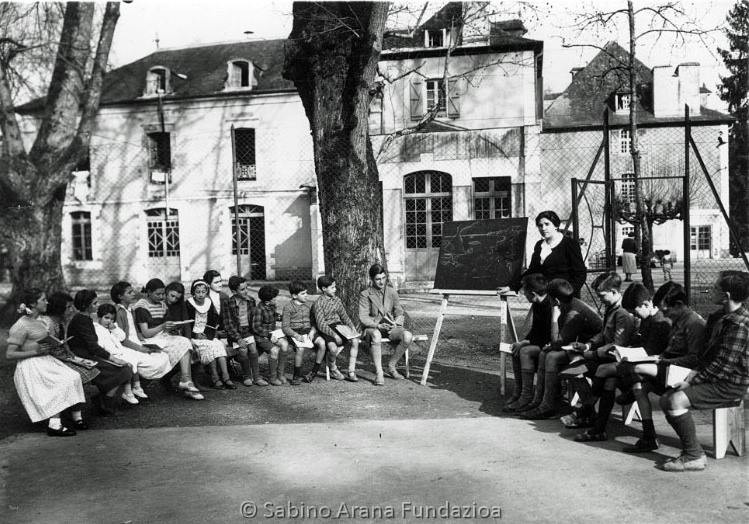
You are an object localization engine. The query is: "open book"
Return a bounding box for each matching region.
[270,328,286,343]
[333,324,360,340]
[610,346,657,363]
[499,342,513,354]
[39,334,73,347]
[170,320,194,326]
[294,333,315,349]
[666,364,692,387]
[63,355,97,369]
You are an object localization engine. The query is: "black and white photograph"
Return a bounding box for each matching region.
[1,0,747,522]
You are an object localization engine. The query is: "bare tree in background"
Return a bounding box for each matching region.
[0,2,120,322]
[564,0,717,291]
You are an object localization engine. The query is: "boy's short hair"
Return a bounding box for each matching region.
[317,275,335,290]
[521,273,547,295]
[228,275,246,291]
[288,280,307,296]
[369,263,387,280]
[717,270,749,303]
[622,283,651,310]
[653,281,688,308]
[97,303,117,318]
[203,269,221,286]
[110,281,131,304]
[258,285,279,302]
[547,278,574,302]
[592,272,621,292]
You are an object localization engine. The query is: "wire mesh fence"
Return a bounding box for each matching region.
[3,107,746,376]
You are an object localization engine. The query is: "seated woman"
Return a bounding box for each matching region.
[110,281,173,397]
[67,290,134,415]
[520,278,602,420]
[185,279,234,389]
[133,278,204,400]
[94,303,173,404]
[615,281,705,453]
[7,289,86,436]
[42,291,101,391]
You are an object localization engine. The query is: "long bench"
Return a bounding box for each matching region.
[326,334,428,380]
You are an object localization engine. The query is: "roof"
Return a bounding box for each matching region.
[99,39,293,108]
[543,41,731,130]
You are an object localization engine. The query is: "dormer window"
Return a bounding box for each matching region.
[226,59,254,90]
[145,67,170,95]
[425,29,445,47]
[616,93,631,113]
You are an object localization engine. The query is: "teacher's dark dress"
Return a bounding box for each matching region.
[67,313,133,392]
[517,236,587,296]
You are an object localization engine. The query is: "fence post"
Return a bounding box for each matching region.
[230,124,242,277]
[571,178,579,245]
[683,105,691,302]
[603,109,613,268]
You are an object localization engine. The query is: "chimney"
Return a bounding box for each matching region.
[676,62,700,115]
[652,65,679,117]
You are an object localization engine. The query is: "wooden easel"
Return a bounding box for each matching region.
[420,289,519,392]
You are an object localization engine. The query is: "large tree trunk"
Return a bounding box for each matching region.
[0,3,119,324]
[283,2,388,319]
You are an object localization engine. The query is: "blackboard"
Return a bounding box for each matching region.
[433,218,528,291]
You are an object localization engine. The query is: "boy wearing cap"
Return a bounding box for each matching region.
[223,276,267,387]
[311,275,360,382]
[253,285,290,386]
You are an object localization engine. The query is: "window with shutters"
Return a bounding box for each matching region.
[145,67,169,95]
[226,60,252,89]
[233,128,256,180]
[71,211,93,261]
[426,79,446,114]
[146,208,180,258]
[473,177,511,219]
[147,131,172,183]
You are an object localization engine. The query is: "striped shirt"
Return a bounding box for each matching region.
[311,294,356,339]
[133,298,167,328]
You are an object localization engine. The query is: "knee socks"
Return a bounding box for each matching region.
[593,390,615,434]
[517,371,536,406]
[510,357,523,400]
[666,412,704,459]
[641,419,656,441]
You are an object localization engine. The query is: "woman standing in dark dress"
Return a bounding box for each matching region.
[521,210,587,297]
[67,290,133,415]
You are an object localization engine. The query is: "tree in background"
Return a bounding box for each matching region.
[0,2,120,322]
[283,2,389,316]
[718,0,749,253]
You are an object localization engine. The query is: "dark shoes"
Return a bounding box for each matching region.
[72,419,89,430]
[47,426,76,437]
[345,371,359,383]
[574,430,607,442]
[560,410,595,429]
[303,371,316,383]
[520,408,557,420]
[622,438,659,453]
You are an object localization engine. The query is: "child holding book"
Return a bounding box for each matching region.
[311,275,360,382]
[253,285,290,386]
[560,272,636,438]
[185,280,234,389]
[223,276,263,387]
[282,280,325,385]
[503,273,553,413]
[615,281,706,453]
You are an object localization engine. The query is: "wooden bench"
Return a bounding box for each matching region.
[622,398,745,459]
[325,334,428,380]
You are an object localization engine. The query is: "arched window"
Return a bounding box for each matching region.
[226,59,253,89]
[145,66,169,95]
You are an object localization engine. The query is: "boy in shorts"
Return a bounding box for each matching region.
[282,280,325,385]
[223,276,267,386]
[311,275,360,382]
[253,285,290,386]
[658,271,749,471]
